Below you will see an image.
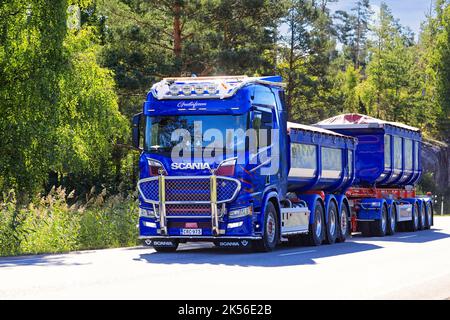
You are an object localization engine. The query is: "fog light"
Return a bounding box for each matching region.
[143,221,157,228]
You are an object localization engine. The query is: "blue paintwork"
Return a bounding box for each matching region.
[321,126,422,187]
[287,129,357,193]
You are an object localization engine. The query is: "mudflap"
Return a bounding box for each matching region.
[143,239,179,248]
[214,239,252,248]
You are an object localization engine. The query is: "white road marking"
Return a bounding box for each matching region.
[279,250,316,256]
[397,235,418,239]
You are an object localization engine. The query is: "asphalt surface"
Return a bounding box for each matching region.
[1,216,449,300]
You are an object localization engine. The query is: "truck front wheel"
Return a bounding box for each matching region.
[253,201,279,252]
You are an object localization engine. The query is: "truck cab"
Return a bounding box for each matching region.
[133,76,292,251]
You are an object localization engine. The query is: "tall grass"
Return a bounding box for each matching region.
[0,187,139,257]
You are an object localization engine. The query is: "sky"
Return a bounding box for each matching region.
[329,0,434,39]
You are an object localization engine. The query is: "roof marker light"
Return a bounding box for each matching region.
[206,83,217,95]
[169,84,180,96]
[194,84,205,95]
[182,84,192,96]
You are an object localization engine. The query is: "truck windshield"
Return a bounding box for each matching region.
[145,114,248,154]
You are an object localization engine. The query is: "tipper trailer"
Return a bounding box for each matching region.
[132,75,433,252]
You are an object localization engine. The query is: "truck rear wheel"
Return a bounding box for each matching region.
[306,201,325,246]
[253,201,279,252]
[337,204,350,243]
[371,204,387,237]
[386,204,397,235]
[324,201,338,244]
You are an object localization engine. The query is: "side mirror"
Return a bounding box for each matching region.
[132,112,142,150]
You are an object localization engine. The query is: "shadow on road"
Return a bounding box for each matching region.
[136,228,449,267]
[0,254,90,268]
[353,228,450,243]
[136,241,381,267]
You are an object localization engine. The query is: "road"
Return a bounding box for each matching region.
[1,217,450,300]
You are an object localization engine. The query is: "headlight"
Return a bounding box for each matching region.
[228,206,252,219]
[139,208,155,218]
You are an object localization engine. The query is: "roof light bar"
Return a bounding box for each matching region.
[150,75,285,100]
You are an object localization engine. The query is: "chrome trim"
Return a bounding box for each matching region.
[158,173,167,235]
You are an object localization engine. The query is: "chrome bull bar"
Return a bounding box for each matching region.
[137,173,241,237]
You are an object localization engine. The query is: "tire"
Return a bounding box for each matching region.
[419,202,426,230]
[153,243,179,253]
[407,203,419,232]
[324,201,338,244]
[337,203,350,243]
[305,200,325,246]
[371,204,387,237]
[386,204,397,235]
[425,201,433,229]
[253,201,279,252]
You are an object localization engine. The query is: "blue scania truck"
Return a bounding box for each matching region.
[132,75,434,252]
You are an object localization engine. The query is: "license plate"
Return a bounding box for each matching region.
[180,228,202,236]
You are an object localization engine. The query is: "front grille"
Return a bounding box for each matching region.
[166,204,211,217]
[138,176,240,204]
[166,179,210,202]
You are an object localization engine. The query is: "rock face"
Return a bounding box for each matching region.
[421,139,449,194]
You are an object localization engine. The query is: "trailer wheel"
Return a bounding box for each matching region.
[337,204,350,243]
[253,201,279,252]
[386,204,397,235]
[306,200,325,246]
[407,203,419,232]
[371,204,387,237]
[425,201,433,229]
[324,201,338,244]
[419,202,426,230]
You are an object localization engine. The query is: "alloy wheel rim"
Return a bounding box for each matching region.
[266,214,276,243]
[329,209,336,236]
[316,211,322,238]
